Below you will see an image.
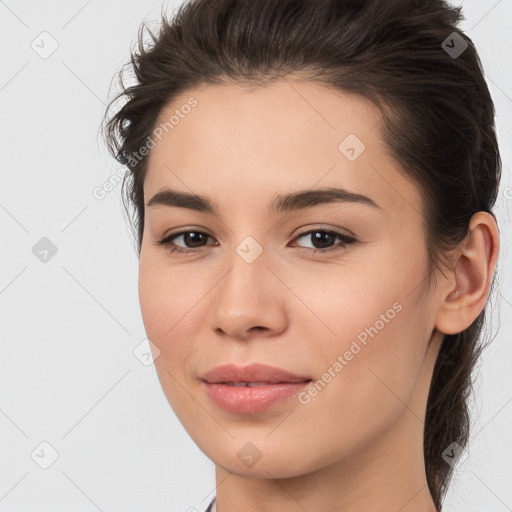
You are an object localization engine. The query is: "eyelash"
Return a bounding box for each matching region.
[155,228,356,255]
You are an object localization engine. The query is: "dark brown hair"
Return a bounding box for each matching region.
[101,0,501,509]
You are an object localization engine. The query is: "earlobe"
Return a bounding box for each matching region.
[435,212,499,335]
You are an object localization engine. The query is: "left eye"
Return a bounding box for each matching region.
[292,229,356,253]
[156,229,356,255]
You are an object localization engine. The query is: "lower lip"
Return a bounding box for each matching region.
[202,381,310,414]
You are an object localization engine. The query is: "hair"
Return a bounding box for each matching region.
[100,0,501,509]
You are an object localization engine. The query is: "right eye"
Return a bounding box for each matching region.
[156,230,217,254]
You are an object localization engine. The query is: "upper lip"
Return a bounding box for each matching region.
[200,363,312,384]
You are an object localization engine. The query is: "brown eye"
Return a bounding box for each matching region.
[292,229,356,254]
[156,230,216,254]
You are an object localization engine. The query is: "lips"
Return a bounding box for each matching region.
[200,362,312,385]
[200,363,312,414]
[224,382,276,387]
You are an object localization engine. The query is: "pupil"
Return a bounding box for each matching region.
[185,232,206,247]
[312,231,334,249]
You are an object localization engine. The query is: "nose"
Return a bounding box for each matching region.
[210,250,288,340]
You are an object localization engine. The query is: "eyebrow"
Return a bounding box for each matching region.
[146,186,381,215]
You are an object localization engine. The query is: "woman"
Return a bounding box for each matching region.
[101,0,501,510]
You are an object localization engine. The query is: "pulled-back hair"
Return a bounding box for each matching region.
[101,0,501,508]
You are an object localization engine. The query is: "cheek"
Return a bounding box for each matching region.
[138,253,201,341]
[137,253,215,390]
[296,253,429,413]
[138,260,167,343]
[138,255,204,416]
[286,258,401,346]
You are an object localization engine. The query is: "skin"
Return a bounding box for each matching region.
[138,77,499,512]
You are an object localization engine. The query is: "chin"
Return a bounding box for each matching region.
[196,435,327,479]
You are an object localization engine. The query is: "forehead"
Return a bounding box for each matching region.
[144,79,423,218]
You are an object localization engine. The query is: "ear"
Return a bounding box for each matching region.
[435,211,500,335]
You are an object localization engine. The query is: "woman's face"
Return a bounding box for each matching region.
[138,79,445,477]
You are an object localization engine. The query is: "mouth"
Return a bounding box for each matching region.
[199,363,313,414]
[219,381,307,387]
[200,362,312,385]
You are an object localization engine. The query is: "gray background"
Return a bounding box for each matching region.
[1,0,511,510]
